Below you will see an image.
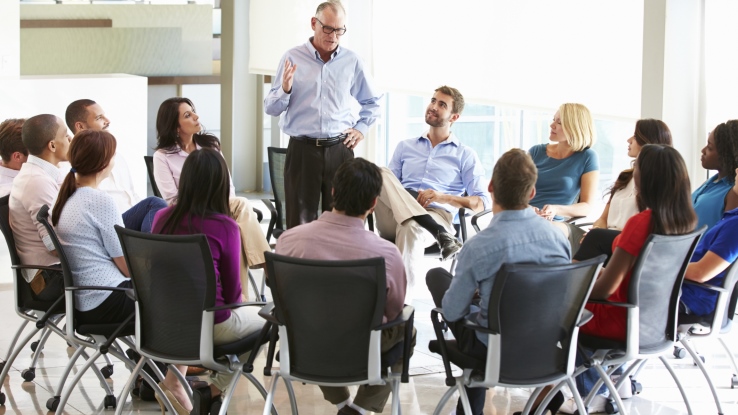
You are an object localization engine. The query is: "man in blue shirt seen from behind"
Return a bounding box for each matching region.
[264,0,382,229]
[426,148,571,415]
[374,85,490,302]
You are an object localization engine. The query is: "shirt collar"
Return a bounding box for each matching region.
[306,37,340,61]
[27,155,62,181]
[0,165,19,178]
[317,210,365,229]
[710,173,734,185]
[418,132,460,147]
[490,207,537,223]
[724,206,738,218]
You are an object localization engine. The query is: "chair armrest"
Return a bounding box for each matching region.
[458,207,468,241]
[375,305,415,330]
[683,279,727,293]
[252,207,264,223]
[586,299,636,308]
[257,302,280,325]
[262,198,278,241]
[11,264,61,271]
[471,209,492,233]
[430,307,458,387]
[461,312,498,335]
[577,309,594,327]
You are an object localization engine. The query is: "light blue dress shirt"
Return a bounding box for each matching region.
[264,38,383,138]
[441,208,571,345]
[692,173,734,230]
[389,134,490,221]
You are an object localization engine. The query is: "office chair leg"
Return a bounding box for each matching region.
[22,326,54,381]
[390,375,401,415]
[217,368,243,415]
[456,382,473,415]
[0,324,43,391]
[114,355,147,415]
[431,381,458,415]
[244,372,278,415]
[565,378,588,415]
[593,364,626,415]
[658,356,694,415]
[717,338,738,388]
[54,350,105,415]
[1,320,30,369]
[262,372,282,415]
[283,376,298,415]
[682,341,724,414]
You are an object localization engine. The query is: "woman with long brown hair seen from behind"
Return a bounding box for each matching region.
[152,148,264,414]
[558,144,697,413]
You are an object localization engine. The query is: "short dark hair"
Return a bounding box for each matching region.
[332,158,382,216]
[491,149,537,209]
[65,99,96,133]
[22,114,62,156]
[435,85,465,115]
[0,118,27,163]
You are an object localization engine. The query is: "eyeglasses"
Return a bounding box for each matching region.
[315,17,347,36]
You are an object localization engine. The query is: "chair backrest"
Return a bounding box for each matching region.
[115,225,216,361]
[267,147,287,234]
[143,155,163,199]
[628,227,705,352]
[264,251,386,383]
[486,255,605,385]
[0,195,47,312]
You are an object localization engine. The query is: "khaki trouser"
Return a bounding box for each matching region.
[211,306,265,392]
[373,167,454,303]
[229,197,271,299]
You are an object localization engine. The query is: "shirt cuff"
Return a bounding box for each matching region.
[353,123,369,138]
[42,234,55,252]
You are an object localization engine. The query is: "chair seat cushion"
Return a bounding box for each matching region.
[577,333,625,351]
[77,321,135,338]
[213,327,269,358]
[428,339,485,370]
[678,312,713,326]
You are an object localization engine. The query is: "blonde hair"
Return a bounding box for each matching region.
[559,103,596,152]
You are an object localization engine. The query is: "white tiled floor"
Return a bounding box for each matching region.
[1,199,737,414]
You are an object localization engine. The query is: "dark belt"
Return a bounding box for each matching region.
[290,134,347,147]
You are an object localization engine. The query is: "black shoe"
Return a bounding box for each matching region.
[337,405,362,415]
[437,231,463,260]
[192,386,212,415]
[512,391,564,415]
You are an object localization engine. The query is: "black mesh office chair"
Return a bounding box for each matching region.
[573,227,705,415]
[672,261,738,415]
[0,195,65,406]
[143,155,163,199]
[36,205,147,414]
[427,255,605,415]
[263,147,287,243]
[113,226,275,415]
[259,252,415,415]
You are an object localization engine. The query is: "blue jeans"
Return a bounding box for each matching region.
[575,348,624,398]
[122,196,168,233]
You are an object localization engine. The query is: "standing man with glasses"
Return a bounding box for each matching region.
[265,0,382,228]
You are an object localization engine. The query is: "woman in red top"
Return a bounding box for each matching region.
[560,144,697,413]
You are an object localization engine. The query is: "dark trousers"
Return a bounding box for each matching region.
[426,268,488,415]
[77,280,135,325]
[284,138,353,229]
[573,228,621,266]
[122,196,168,233]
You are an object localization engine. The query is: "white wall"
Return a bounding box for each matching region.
[0,1,20,79]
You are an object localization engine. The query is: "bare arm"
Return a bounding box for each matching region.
[685,251,730,283]
[541,170,599,219]
[590,246,637,299]
[113,256,130,278]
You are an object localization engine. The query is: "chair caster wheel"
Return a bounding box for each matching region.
[101,364,114,379]
[46,396,60,411]
[21,368,35,382]
[606,399,619,414]
[0,391,6,405]
[631,380,643,394]
[731,375,738,389]
[673,346,686,359]
[694,355,706,365]
[30,341,39,352]
[104,394,116,409]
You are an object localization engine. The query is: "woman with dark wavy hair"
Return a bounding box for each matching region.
[692,119,738,229]
[574,119,672,263]
[153,97,271,293]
